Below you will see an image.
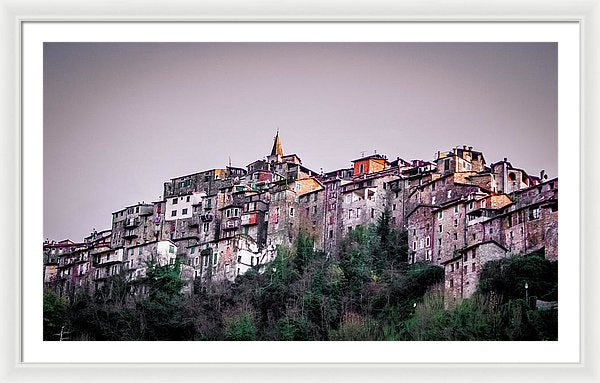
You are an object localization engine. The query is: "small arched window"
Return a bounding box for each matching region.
[508,172,516,181]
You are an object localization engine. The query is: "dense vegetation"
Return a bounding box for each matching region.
[44,210,558,341]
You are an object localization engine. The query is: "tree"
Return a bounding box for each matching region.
[224,311,257,341]
[43,290,68,340]
[140,259,193,340]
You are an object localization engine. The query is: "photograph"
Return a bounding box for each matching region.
[42,42,558,342]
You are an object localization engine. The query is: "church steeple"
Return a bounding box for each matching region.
[270,131,283,157]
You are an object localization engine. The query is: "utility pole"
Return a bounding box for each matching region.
[525,282,529,306]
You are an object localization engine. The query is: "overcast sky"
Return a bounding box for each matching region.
[44,42,557,241]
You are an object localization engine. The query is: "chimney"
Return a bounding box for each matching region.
[540,169,547,180]
[453,148,458,155]
[468,146,473,150]
[503,157,507,162]
[463,145,467,150]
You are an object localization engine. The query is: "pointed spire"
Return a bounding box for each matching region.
[271,131,283,157]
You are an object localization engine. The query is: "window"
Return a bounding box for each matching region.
[413,242,417,251]
[371,209,375,218]
[359,164,364,173]
[444,159,450,171]
[171,210,177,217]
[468,202,474,210]
[432,196,436,205]
[431,182,436,191]
[419,239,424,249]
[172,198,178,205]
[356,207,361,217]
[182,208,188,215]
[451,264,454,272]
[454,233,458,240]
[439,224,443,233]
[426,236,430,247]
[169,245,175,253]
[438,211,443,219]
[507,215,513,227]
[329,230,333,239]
[472,263,476,272]
[454,205,459,214]
[393,203,397,211]
[438,238,442,246]
[186,196,190,202]
[529,207,540,220]
[203,222,210,232]
[472,251,476,260]
[449,278,454,287]
[395,191,399,199]
[447,190,452,198]
[454,219,458,227]
[191,247,196,254]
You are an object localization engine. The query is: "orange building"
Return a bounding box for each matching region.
[352,154,389,176]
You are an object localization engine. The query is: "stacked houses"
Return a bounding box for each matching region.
[44,133,558,304]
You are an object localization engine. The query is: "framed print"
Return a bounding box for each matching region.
[1,0,600,382]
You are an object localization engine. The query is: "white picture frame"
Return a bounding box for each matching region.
[1,0,599,381]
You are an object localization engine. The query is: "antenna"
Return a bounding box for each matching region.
[228,156,232,168]
[360,151,366,157]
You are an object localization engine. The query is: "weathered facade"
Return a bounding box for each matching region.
[45,137,558,306]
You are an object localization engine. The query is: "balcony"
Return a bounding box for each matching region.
[124,217,141,228]
[123,229,138,239]
[95,250,124,266]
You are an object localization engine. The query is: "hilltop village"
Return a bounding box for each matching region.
[44,133,558,304]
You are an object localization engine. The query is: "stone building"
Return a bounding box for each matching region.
[44,139,558,306]
[123,240,178,297]
[110,203,155,248]
[442,240,508,304]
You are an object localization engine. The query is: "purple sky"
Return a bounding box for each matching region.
[44,42,557,241]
